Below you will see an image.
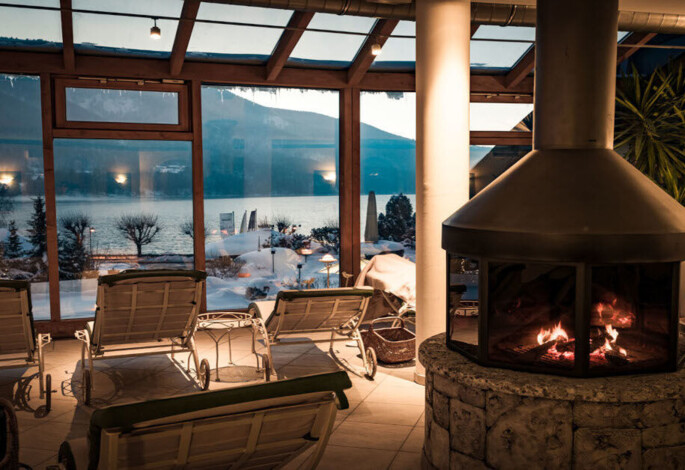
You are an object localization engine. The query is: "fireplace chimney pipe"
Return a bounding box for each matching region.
[534,0,618,150]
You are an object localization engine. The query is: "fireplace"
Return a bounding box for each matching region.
[446,256,680,376]
[442,0,685,377]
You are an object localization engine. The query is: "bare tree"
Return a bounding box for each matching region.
[115,213,161,256]
[179,218,208,240]
[60,212,91,246]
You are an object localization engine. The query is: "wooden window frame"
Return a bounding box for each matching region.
[53,78,191,132]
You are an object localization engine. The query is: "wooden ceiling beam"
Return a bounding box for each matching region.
[617,32,657,65]
[0,50,535,97]
[505,46,535,89]
[471,24,480,37]
[347,19,399,85]
[59,0,75,72]
[170,0,201,76]
[266,11,315,81]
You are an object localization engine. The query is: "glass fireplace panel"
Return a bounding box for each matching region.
[448,255,479,357]
[589,263,673,372]
[487,262,576,370]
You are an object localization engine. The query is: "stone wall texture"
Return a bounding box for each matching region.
[420,334,685,470]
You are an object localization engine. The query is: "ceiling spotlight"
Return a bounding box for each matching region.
[150,19,161,40]
[371,43,382,56]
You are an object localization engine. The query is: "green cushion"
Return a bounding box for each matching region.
[276,287,372,302]
[86,371,352,469]
[98,269,207,286]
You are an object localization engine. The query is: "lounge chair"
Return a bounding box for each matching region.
[74,270,210,405]
[0,280,52,411]
[249,287,376,380]
[0,398,19,469]
[55,371,352,469]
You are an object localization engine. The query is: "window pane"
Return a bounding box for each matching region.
[0,1,62,50]
[290,14,376,67]
[65,87,180,124]
[0,74,50,319]
[471,26,533,70]
[73,0,183,57]
[187,4,292,62]
[371,21,415,70]
[470,145,531,196]
[470,103,533,131]
[360,90,416,297]
[53,139,193,319]
[202,86,340,310]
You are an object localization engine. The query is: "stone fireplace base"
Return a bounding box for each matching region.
[419,334,685,470]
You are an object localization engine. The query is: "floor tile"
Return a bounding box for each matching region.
[389,451,422,470]
[316,445,397,470]
[347,402,424,427]
[330,421,413,451]
[401,426,424,453]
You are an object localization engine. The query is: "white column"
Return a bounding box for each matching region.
[415,0,471,382]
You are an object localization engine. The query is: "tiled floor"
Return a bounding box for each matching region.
[1,328,425,469]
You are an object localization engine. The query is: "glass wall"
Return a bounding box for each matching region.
[0,74,50,319]
[202,86,340,310]
[53,139,193,318]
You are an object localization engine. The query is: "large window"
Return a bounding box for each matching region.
[360,92,416,265]
[202,86,340,310]
[0,74,50,319]
[53,139,193,318]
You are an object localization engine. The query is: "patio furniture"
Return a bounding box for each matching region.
[0,280,52,411]
[197,311,264,382]
[55,370,352,470]
[249,288,376,380]
[0,398,19,469]
[74,269,210,406]
[354,254,416,324]
[361,317,415,367]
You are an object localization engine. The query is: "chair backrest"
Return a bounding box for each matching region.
[92,270,206,347]
[266,288,373,336]
[87,371,352,470]
[0,280,35,356]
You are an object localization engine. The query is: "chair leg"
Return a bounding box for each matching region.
[37,338,45,399]
[189,337,201,376]
[86,346,95,391]
[329,330,336,353]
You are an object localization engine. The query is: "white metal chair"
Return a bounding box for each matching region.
[74,270,210,405]
[0,280,52,411]
[55,371,352,469]
[249,287,376,380]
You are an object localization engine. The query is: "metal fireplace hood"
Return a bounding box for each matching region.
[443,0,685,264]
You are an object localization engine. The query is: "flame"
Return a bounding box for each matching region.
[593,299,636,328]
[589,324,629,361]
[537,322,569,345]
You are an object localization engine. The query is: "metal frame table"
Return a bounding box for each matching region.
[197,312,265,381]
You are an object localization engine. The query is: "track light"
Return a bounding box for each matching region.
[150,19,161,40]
[371,43,382,56]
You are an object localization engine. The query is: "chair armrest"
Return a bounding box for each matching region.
[249,301,277,321]
[57,438,89,470]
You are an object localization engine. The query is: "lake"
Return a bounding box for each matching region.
[8,194,417,254]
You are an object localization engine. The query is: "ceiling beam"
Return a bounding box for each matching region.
[266,11,315,81]
[0,50,535,97]
[59,0,75,72]
[347,19,399,86]
[505,46,535,89]
[617,32,657,65]
[170,0,201,76]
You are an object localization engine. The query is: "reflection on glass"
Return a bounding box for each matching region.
[73,0,183,57]
[290,14,376,67]
[470,103,533,132]
[66,88,179,124]
[371,21,415,70]
[360,91,416,266]
[53,139,193,318]
[448,255,479,357]
[470,145,532,196]
[188,4,292,62]
[488,262,576,370]
[0,2,62,50]
[0,74,50,319]
[202,86,340,310]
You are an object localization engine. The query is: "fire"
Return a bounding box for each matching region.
[537,322,569,345]
[593,324,627,357]
[593,298,636,328]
